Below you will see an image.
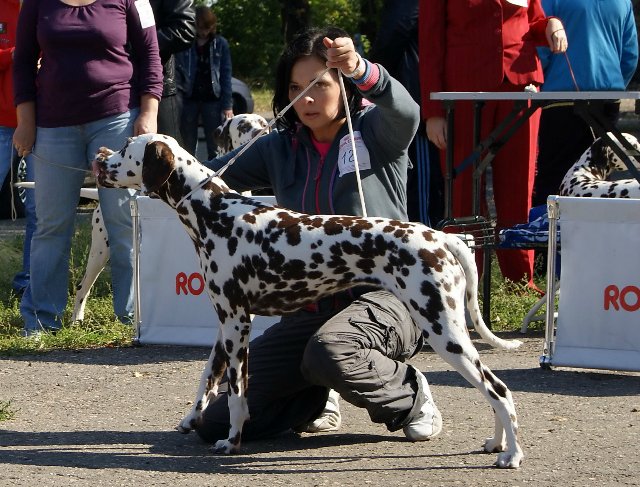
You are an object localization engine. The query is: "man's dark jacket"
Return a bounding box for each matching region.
[150,0,196,97]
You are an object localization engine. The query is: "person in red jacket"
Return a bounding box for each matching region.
[418,0,566,289]
[0,0,19,191]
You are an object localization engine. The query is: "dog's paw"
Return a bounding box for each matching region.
[176,415,196,434]
[211,439,240,455]
[494,450,523,469]
[484,437,506,453]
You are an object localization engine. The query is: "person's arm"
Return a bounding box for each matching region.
[12,0,39,157]
[219,36,234,118]
[154,0,195,63]
[126,0,163,132]
[418,0,448,149]
[13,102,35,158]
[134,94,160,135]
[324,36,420,162]
[620,4,639,87]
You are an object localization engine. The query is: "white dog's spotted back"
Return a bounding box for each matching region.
[559,133,640,198]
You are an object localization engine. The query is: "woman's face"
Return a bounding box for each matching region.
[196,23,215,41]
[289,56,344,142]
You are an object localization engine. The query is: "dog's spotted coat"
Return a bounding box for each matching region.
[94,134,525,468]
[559,133,640,198]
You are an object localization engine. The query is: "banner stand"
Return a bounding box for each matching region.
[541,196,640,371]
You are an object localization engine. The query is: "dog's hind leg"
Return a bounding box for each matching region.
[177,326,228,434]
[71,205,110,322]
[424,324,523,468]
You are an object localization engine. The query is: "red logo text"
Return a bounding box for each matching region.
[604,284,640,312]
[176,272,205,296]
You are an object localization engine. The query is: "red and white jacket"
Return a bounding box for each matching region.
[0,0,19,128]
[419,0,551,120]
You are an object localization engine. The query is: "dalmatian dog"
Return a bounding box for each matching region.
[94,133,525,469]
[559,133,640,198]
[71,115,271,320]
[214,113,270,156]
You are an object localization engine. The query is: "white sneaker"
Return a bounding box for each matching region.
[297,389,341,433]
[403,369,442,441]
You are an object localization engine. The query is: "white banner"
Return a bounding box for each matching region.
[553,197,640,371]
[133,196,279,346]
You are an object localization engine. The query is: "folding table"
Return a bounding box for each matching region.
[430,91,640,325]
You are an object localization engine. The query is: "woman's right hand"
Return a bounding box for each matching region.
[13,102,36,157]
[426,117,447,150]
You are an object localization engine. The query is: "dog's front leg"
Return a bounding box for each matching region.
[212,317,251,455]
[71,205,109,322]
[177,327,227,433]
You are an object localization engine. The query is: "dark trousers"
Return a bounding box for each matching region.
[194,290,426,443]
[406,131,444,228]
[532,102,620,207]
[157,94,184,146]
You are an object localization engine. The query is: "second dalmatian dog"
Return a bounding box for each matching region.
[559,132,640,198]
[72,114,269,321]
[94,133,525,469]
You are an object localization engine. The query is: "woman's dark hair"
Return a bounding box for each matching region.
[195,5,217,31]
[272,26,364,133]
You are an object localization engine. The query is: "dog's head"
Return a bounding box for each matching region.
[214,113,270,155]
[93,133,188,194]
[588,132,640,178]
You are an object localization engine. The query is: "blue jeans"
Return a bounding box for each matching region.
[0,126,13,187]
[12,155,36,294]
[20,110,138,333]
[181,98,223,160]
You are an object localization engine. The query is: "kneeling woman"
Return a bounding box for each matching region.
[198,26,441,443]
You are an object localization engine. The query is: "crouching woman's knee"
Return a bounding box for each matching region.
[300,332,359,387]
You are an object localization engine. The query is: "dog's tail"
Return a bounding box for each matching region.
[445,234,523,350]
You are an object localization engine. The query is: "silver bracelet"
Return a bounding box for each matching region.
[342,53,363,78]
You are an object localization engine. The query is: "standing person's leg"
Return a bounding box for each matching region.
[20,126,87,333]
[201,100,223,159]
[490,96,538,286]
[194,309,334,443]
[302,290,440,437]
[157,94,184,146]
[180,98,200,157]
[441,100,476,219]
[86,110,138,323]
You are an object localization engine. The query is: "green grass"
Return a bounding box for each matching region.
[251,86,274,115]
[0,213,134,356]
[0,400,16,421]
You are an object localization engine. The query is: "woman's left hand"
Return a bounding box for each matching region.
[546,18,568,54]
[134,94,159,136]
[323,37,360,76]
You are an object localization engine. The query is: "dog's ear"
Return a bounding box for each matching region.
[142,140,175,193]
[213,120,228,149]
[214,119,233,154]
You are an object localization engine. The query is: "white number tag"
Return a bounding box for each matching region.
[135,0,156,29]
[337,132,371,177]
